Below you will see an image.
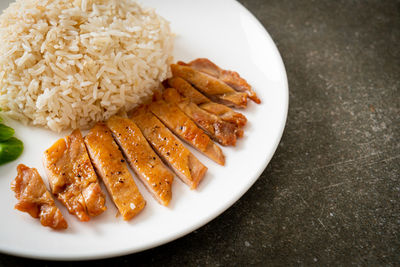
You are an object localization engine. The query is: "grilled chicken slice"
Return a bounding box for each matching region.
[183,58,260,104]
[131,107,207,189]
[43,129,106,221]
[11,164,68,230]
[167,77,247,128]
[106,116,174,206]
[171,63,248,108]
[84,123,146,221]
[199,102,247,129]
[167,77,209,105]
[148,99,225,165]
[163,88,240,146]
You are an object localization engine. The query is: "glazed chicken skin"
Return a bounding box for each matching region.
[182,58,260,104]
[167,77,247,128]
[43,129,106,221]
[11,164,68,230]
[170,63,248,109]
[131,107,207,190]
[84,123,146,220]
[148,99,225,165]
[162,88,241,146]
[106,116,174,206]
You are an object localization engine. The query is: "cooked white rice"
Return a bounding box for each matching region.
[0,0,174,132]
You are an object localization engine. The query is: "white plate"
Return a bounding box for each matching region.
[0,0,288,260]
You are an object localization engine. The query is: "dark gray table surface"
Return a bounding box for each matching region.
[1,0,399,266]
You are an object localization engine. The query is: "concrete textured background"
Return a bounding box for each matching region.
[1,0,399,266]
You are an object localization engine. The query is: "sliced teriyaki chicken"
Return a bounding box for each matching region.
[182,58,261,104]
[148,99,225,165]
[84,123,146,221]
[131,107,207,189]
[167,77,247,128]
[167,77,210,105]
[106,116,174,206]
[170,63,248,108]
[43,129,106,222]
[200,102,247,129]
[163,88,241,146]
[11,164,68,230]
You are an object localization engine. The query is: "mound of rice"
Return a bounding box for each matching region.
[0,0,174,132]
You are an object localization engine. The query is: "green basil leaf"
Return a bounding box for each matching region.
[0,137,24,165]
[0,123,14,141]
